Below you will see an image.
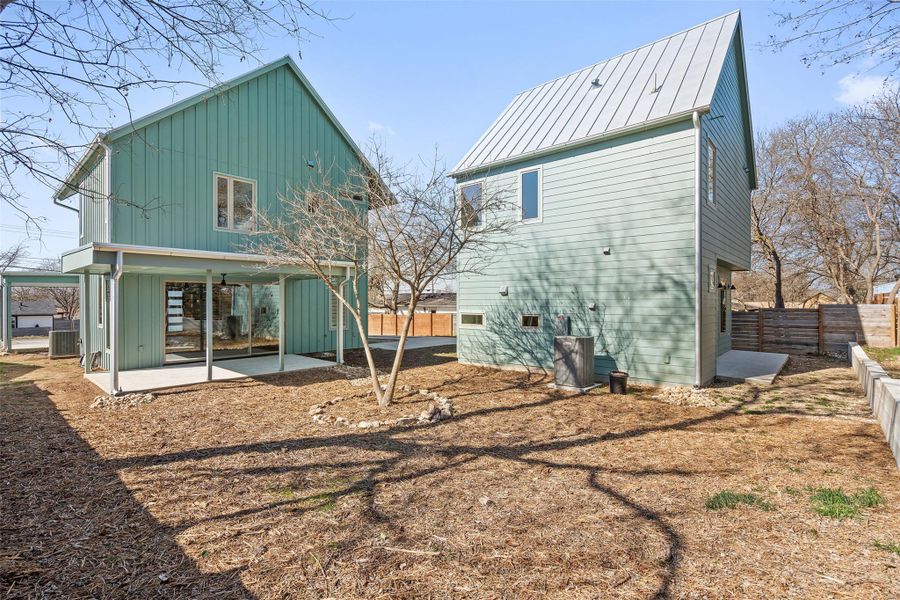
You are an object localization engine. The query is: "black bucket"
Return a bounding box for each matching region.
[609,370,628,395]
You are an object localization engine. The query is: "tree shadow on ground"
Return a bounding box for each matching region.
[0,381,253,599]
[106,372,754,599]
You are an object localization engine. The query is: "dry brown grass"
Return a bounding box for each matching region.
[1,348,898,599]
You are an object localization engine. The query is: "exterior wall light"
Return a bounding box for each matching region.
[499,286,508,296]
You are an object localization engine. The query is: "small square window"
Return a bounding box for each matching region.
[460,183,482,227]
[460,313,484,327]
[521,314,540,329]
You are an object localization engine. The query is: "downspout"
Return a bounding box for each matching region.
[336,267,353,364]
[692,110,703,388]
[100,140,112,243]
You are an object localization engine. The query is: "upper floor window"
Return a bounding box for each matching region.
[706,139,717,206]
[520,167,542,222]
[460,182,482,227]
[215,173,256,231]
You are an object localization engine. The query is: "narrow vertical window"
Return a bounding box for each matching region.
[329,294,347,330]
[216,176,229,228]
[520,168,541,222]
[214,173,256,231]
[719,287,727,333]
[706,139,717,206]
[232,180,255,230]
[460,182,482,227]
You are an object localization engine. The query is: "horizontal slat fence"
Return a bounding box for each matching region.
[733,304,898,355]
[368,313,455,337]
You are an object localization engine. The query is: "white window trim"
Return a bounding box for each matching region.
[459,311,485,329]
[458,178,485,228]
[518,166,543,224]
[329,293,349,331]
[706,139,717,207]
[520,313,541,330]
[213,172,258,232]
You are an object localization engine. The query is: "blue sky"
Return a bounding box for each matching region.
[2,0,894,266]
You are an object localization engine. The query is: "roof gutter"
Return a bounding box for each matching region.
[69,242,357,270]
[450,107,709,178]
[692,110,703,388]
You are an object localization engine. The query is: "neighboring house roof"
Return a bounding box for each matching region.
[372,292,457,311]
[54,56,365,201]
[874,281,899,295]
[451,11,751,178]
[11,301,56,316]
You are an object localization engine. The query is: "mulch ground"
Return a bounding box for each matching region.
[1,347,898,599]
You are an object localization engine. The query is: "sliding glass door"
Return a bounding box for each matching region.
[164,281,280,364]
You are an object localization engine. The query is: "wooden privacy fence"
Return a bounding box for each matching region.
[368,313,455,337]
[733,304,899,355]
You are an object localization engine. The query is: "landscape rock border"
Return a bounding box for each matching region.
[90,392,155,410]
[309,385,454,429]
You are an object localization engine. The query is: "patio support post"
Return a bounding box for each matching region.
[109,251,123,395]
[278,276,285,371]
[206,271,213,381]
[81,275,91,374]
[1,277,9,352]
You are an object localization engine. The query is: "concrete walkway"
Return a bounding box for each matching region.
[86,354,336,394]
[369,336,456,351]
[8,336,49,352]
[716,350,789,385]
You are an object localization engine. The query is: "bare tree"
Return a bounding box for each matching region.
[1,242,27,272]
[1,0,336,224]
[749,130,799,308]
[767,0,900,74]
[250,145,515,406]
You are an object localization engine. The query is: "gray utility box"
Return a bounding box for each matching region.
[49,330,79,358]
[553,336,595,390]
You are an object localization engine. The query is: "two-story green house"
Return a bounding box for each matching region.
[55,57,365,394]
[451,12,756,387]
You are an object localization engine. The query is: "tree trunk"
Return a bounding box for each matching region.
[772,251,785,309]
[378,298,418,407]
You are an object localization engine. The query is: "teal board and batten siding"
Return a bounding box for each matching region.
[78,157,108,244]
[108,63,361,252]
[113,274,363,371]
[456,121,698,386]
[82,274,109,370]
[699,34,754,383]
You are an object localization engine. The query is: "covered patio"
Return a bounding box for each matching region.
[62,242,356,396]
[85,353,336,394]
[1,271,81,353]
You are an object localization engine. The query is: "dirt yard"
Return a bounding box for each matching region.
[2,348,898,599]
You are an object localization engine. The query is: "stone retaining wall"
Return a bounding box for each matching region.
[849,343,900,469]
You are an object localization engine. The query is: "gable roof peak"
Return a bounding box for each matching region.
[451,11,745,176]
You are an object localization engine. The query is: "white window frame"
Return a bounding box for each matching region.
[213,172,258,232]
[706,139,717,207]
[459,179,485,228]
[459,312,485,329]
[518,166,542,224]
[520,313,541,330]
[329,293,349,331]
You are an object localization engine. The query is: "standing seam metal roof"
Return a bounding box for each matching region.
[451,11,741,176]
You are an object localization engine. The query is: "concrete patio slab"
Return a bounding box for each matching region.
[716,349,789,385]
[86,354,336,394]
[369,336,456,351]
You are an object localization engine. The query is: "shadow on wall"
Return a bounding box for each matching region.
[461,234,695,385]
